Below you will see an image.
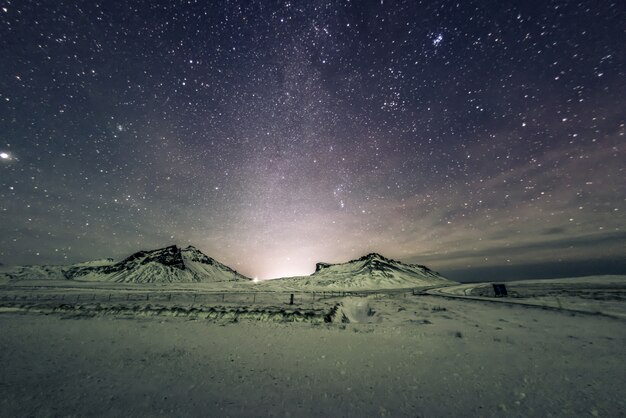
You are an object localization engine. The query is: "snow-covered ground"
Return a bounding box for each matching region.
[428,275,626,319]
[1,275,625,417]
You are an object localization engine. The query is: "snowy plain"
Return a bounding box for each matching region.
[1,275,625,417]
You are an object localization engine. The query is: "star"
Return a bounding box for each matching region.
[432,33,443,47]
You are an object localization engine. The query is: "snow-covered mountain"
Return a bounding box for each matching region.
[1,249,451,290]
[267,253,454,290]
[1,245,251,284]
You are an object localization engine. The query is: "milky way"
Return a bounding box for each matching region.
[1,1,624,280]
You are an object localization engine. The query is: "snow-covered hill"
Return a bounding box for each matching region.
[265,253,455,290]
[1,245,251,284]
[1,249,451,289]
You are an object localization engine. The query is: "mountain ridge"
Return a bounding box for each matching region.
[1,246,452,290]
[315,252,437,275]
[2,245,251,284]
[266,252,454,290]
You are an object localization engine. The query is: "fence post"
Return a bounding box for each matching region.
[253,293,256,303]
[146,293,149,301]
[193,294,197,303]
[289,294,294,305]
[222,293,225,302]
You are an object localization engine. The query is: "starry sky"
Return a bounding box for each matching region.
[1,0,624,281]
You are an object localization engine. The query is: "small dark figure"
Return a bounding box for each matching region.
[493,283,508,297]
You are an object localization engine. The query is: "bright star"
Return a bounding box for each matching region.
[0,152,10,160]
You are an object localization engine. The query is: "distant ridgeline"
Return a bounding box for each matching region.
[272,252,455,290]
[1,246,455,289]
[1,245,250,284]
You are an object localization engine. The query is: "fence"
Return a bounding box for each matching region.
[0,289,422,306]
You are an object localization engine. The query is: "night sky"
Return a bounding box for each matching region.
[1,1,624,281]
